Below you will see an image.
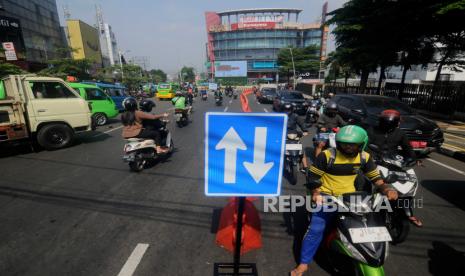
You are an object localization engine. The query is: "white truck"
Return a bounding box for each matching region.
[0,75,94,150]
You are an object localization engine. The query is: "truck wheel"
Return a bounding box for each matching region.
[92,113,108,126]
[37,124,74,150]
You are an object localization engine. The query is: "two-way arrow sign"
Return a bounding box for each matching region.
[215,127,274,184]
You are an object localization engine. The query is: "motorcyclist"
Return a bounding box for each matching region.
[290,125,398,276]
[172,91,189,119]
[282,104,309,170]
[314,101,347,157]
[121,97,169,154]
[186,87,194,106]
[214,89,223,99]
[139,98,164,131]
[367,109,423,227]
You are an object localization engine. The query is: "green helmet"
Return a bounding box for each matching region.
[336,125,368,150]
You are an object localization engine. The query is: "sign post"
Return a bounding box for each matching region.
[205,112,287,275]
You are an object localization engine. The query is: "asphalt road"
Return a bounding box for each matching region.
[1,93,465,276]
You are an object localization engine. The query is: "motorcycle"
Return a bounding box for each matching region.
[369,145,418,244]
[284,132,305,185]
[320,192,392,276]
[201,92,208,101]
[215,95,223,106]
[175,108,190,127]
[312,127,339,149]
[122,120,174,172]
[305,100,321,126]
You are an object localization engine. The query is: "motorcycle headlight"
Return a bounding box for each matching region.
[287,133,298,140]
[339,231,367,263]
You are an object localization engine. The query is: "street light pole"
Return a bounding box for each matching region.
[288,48,296,90]
[118,50,130,82]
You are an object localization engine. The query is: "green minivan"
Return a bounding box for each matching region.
[68,82,118,126]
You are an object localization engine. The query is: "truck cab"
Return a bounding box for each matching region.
[0,75,92,150]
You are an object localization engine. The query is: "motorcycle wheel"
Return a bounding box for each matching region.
[129,157,145,172]
[288,163,298,185]
[177,121,183,128]
[387,213,410,244]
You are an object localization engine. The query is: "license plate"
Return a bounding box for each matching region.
[348,227,392,243]
[286,144,302,150]
[410,141,427,148]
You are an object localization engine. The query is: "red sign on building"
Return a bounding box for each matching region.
[231,22,276,30]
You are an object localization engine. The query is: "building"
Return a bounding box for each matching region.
[66,19,102,65]
[0,0,66,70]
[96,7,120,67]
[204,7,329,84]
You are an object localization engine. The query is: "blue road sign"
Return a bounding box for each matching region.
[205,112,288,196]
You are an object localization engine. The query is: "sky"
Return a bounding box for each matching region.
[56,0,348,75]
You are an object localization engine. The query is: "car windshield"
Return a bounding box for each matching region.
[263,89,276,95]
[282,92,304,100]
[362,97,414,115]
[158,84,170,89]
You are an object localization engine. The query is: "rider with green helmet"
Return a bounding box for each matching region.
[291,125,398,276]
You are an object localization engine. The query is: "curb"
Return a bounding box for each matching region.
[439,147,465,162]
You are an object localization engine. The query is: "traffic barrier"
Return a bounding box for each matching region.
[240,88,253,112]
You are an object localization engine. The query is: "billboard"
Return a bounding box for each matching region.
[214,61,247,77]
[231,22,276,30]
[67,20,102,64]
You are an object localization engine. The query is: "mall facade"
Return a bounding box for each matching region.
[205,7,328,84]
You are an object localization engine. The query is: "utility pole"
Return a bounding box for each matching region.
[288,48,296,90]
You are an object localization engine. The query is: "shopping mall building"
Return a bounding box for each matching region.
[205,7,328,84]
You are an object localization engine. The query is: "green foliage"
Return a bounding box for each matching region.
[277,45,320,74]
[180,66,195,82]
[37,58,95,80]
[149,69,167,83]
[0,61,26,78]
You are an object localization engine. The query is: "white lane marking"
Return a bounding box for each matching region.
[263,108,269,113]
[92,125,123,137]
[224,106,229,112]
[117,243,149,276]
[427,158,465,176]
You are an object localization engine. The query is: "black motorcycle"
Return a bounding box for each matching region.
[215,95,223,106]
[284,132,304,185]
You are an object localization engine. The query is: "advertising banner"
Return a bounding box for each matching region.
[231,22,276,30]
[2,42,17,61]
[214,61,247,77]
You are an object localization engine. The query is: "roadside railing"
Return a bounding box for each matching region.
[325,82,465,116]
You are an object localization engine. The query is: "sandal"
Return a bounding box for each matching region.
[409,216,423,227]
[290,269,305,276]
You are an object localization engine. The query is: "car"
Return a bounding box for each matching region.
[257,87,277,104]
[333,94,444,154]
[68,82,119,126]
[82,82,128,112]
[156,83,175,100]
[272,90,308,115]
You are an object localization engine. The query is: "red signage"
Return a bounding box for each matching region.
[231,22,276,30]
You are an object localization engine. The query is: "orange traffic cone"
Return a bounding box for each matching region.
[216,198,262,255]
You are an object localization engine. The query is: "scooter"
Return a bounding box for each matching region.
[284,132,304,185]
[215,95,223,106]
[305,100,321,126]
[320,192,391,276]
[122,120,173,172]
[175,108,190,127]
[201,91,208,101]
[369,145,418,244]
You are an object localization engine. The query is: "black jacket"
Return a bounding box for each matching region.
[317,113,346,130]
[367,126,416,160]
[288,113,307,132]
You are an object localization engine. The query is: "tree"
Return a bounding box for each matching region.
[325,49,354,90]
[277,45,321,82]
[180,66,195,82]
[149,69,167,83]
[0,61,26,78]
[37,58,95,80]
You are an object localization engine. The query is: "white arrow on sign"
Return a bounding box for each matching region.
[244,127,274,183]
[215,127,247,183]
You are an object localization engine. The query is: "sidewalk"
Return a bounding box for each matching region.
[435,119,465,161]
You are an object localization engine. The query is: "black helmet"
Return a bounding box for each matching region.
[122,97,137,111]
[139,98,156,112]
[379,109,401,131]
[325,101,338,117]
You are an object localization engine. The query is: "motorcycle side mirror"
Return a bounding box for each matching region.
[368,144,379,151]
[352,109,365,115]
